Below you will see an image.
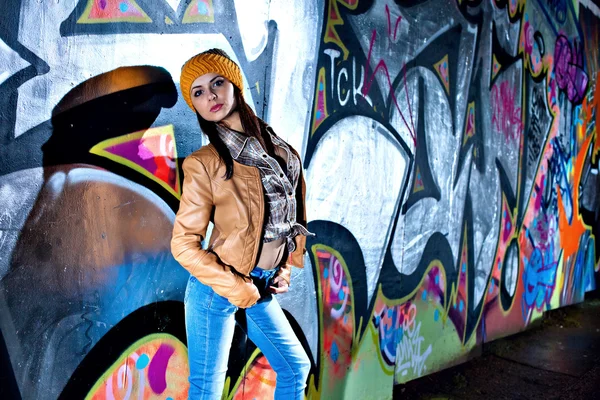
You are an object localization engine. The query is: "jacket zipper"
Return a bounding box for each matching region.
[247,166,264,274]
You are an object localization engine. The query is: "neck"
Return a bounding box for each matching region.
[220,111,244,133]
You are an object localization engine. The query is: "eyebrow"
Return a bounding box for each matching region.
[191,75,222,90]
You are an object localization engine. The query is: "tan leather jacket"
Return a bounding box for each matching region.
[171,142,308,308]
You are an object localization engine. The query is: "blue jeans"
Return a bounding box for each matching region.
[184,267,310,399]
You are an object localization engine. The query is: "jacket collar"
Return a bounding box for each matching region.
[216,123,248,160]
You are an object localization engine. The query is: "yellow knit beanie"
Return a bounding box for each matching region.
[179,49,243,111]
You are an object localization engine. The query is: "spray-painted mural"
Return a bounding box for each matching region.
[0,0,598,399]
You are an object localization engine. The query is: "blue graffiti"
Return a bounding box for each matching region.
[522,239,559,314]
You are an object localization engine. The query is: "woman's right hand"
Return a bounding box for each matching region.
[227,277,261,308]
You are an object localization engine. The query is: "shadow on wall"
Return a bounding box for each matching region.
[0,66,191,399]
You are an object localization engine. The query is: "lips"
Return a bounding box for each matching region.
[210,104,223,112]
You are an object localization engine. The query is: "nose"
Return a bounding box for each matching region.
[209,91,217,100]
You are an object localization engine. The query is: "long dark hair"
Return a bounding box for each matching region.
[197,85,275,180]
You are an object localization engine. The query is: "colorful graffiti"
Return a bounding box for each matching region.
[0,0,599,399]
[87,334,189,399]
[302,0,600,394]
[90,124,181,199]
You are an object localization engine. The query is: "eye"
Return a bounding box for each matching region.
[213,79,224,88]
[193,89,203,97]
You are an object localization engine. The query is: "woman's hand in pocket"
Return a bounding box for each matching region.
[228,276,261,308]
[269,276,289,294]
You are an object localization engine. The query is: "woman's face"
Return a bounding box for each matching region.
[190,73,237,122]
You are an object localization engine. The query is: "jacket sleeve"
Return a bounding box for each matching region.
[171,155,259,308]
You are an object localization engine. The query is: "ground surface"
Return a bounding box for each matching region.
[395,292,600,400]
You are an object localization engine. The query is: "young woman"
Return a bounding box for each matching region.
[171,49,312,399]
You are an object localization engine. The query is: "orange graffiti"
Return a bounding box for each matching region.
[232,355,277,399]
[557,134,593,262]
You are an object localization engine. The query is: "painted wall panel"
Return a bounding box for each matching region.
[0,0,598,399]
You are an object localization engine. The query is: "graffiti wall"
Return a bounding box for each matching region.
[0,0,598,399]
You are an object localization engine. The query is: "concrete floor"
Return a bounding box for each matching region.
[395,292,600,400]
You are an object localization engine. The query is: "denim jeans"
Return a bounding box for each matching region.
[184,266,311,399]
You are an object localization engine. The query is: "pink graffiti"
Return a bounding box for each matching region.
[491,81,523,142]
[105,356,135,400]
[530,177,556,249]
[399,302,417,331]
[523,21,534,55]
[329,256,349,319]
[148,343,175,394]
[385,4,402,42]
[364,29,417,145]
[554,35,588,103]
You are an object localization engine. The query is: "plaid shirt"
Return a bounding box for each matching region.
[216,124,313,252]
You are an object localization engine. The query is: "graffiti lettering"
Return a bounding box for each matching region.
[324,48,373,109]
[373,302,401,366]
[522,238,558,315]
[554,35,588,103]
[528,84,548,167]
[396,317,432,378]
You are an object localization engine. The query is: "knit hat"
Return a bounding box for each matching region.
[179,49,243,111]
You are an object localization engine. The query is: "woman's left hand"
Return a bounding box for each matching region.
[269,276,289,294]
